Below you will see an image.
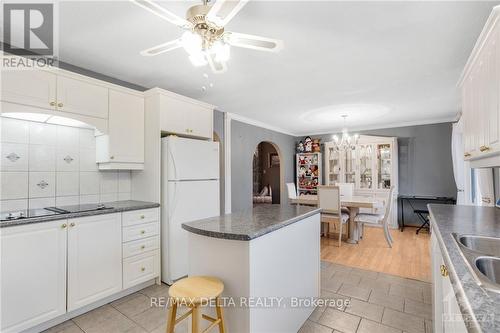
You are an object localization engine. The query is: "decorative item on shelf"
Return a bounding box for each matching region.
[304,136,313,152]
[298,165,307,177]
[311,154,318,165]
[269,153,280,167]
[312,139,321,152]
[298,155,306,165]
[311,165,319,176]
[332,115,359,151]
[297,141,304,153]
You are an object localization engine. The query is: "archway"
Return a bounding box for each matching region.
[252,141,283,205]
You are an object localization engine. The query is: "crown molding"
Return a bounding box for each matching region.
[228,112,296,136]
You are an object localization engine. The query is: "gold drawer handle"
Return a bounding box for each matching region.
[110,156,115,160]
[140,215,145,219]
[57,102,63,108]
[50,101,56,107]
[479,146,490,152]
[141,267,146,272]
[140,230,146,234]
[70,222,75,227]
[141,245,146,250]
[440,264,449,277]
[464,152,471,157]
[61,223,67,229]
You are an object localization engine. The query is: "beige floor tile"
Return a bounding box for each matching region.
[389,284,423,302]
[318,308,361,333]
[73,305,147,333]
[112,293,153,318]
[423,285,432,305]
[321,277,342,293]
[130,303,169,332]
[309,306,326,322]
[320,290,351,311]
[350,267,379,280]
[329,263,353,274]
[42,320,84,333]
[425,319,434,333]
[358,276,391,294]
[338,283,371,301]
[299,320,334,333]
[382,308,426,333]
[404,299,432,320]
[345,299,384,322]
[369,290,404,312]
[139,283,170,299]
[377,273,410,287]
[357,318,402,333]
[331,270,362,286]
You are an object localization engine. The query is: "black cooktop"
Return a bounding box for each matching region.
[0,203,113,221]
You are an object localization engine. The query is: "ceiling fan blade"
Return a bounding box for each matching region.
[224,32,283,52]
[140,38,182,56]
[207,53,228,74]
[206,0,249,27]
[130,0,192,28]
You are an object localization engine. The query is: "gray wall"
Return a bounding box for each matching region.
[231,120,296,212]
[259,142,281,204]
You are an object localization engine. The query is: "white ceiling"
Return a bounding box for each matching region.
[57,1,499,135]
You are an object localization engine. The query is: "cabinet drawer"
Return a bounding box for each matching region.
[122,208,158,227]
[122,222,159,242]
[123,251,159,289]
[123,236,159,259]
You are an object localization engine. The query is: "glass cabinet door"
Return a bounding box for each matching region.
[377,144,392,189]
[358,144,373,189]
[327,147,341,185]
[344,148,356,185]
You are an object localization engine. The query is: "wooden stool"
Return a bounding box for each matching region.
[166,276,225,333]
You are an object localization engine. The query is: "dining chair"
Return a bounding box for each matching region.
[317,185,349,247]
[354,186,395,247]
[335,182,354,198]
[286,182,298,199]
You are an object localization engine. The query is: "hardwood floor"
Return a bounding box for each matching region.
[321,226,431,282]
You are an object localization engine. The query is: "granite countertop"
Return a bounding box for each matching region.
[429,204,500,333]
[0,200,160,228]
[182,204,321,241]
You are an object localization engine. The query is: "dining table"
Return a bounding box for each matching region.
[290,195,384,243]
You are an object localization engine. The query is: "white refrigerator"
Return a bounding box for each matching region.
[161,136,220,284]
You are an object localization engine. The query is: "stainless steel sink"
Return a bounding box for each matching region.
[476,257,500,285]
[453,233,500,292]
[458,235,500,257]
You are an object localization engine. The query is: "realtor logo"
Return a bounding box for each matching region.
[3,3,53,55]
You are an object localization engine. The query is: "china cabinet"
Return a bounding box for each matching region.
[324,135,398,227]
[296,152,322,195]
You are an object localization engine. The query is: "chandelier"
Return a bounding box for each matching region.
[332,115,359,151]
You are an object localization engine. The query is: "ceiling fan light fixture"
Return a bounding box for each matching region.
[212,40,230,63]
[189,52,208,67]
[181,31,203,55]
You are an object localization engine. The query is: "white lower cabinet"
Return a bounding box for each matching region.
[67,213,123,311]
[0,220,67,333]
[431,233,467,333]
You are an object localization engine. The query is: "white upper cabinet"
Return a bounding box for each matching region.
[145,88,214,140]
[1,220,67,333]
[67,213,122,311]
[460,7,500,166]
[96,90,145,169]
[56,74,109,119]
[1,69,57,110]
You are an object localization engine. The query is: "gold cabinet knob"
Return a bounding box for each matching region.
[50,101,56,107]
[186,129,190,133]
[141,245,146,250]
[140,215,145,219]
[61,223,67,229]
[440,264,448,277]
[141,267,146,272]
[110,156,114,160]
[57,102,63,108]
[70,222,75,227]
[479,146,490,152]
[464,152,471,157]
[140,230,145,234]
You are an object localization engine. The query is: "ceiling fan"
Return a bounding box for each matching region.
[131,0,283,73]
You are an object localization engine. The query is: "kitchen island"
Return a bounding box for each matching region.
[182,204,321,333]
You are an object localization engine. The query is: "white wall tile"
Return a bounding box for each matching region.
[29,197,55,209]
[56,196,79,206]
[56,126,79,148]
[56,172,79,196]
[29,145,56,171]
[1,143,29,171]
[79,148,98,172]
[56,147,79,172]
[29,122,56,145]
[80,194,99,205]
[118,192,131,201]
[1,172,28,200]
[1,118,29,143]
[29,172,56,198]
[79,128,96,149]
[0,199,28,212]
[100,193,118,203]
[80,172,100,195]
[118,171,131,193]
[100,171,118,194]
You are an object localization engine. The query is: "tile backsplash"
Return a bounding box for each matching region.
[0,117,131,211]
